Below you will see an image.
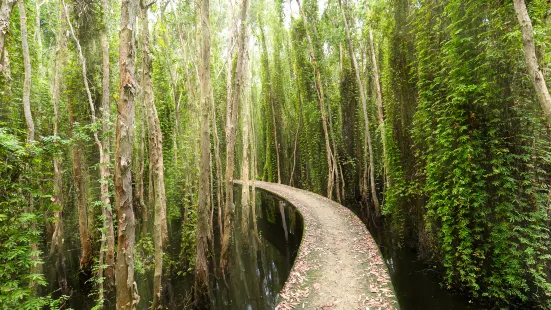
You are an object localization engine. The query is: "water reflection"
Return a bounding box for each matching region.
[365,217,481,310]
[211,188,302,309]
[44,187,303,309]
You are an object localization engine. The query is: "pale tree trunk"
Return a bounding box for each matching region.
[295,0,335,200]
[220,0,249,272]
[0,0,16,73]
[19,0,33,142]
[241,60,250,237]
[136,119,148,225]
[513,0,551,128]
[140,2,168,308]
[258,24,281,184]
[50,2,67,257]
[195,0,211,306]
[211,90,223,258]
[49,3,69,295]
[289,71,303,186]
[270,99,282,184]
[19,0,42,287]
[115,0,139,306]
[99,0,115,295]
[250,90,260,245]
[64,0,108,273]
[338,0,380,215]
[69,109,93,271]
[326,91,343,203]
[369,26,389,188]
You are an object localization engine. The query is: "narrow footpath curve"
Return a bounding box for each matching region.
[243,181,398,310]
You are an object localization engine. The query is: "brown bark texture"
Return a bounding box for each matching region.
[50,3,67,257]
[0,0,15,73]
[140,1,168,308]
[220,0,249,272]
[194,0,211,307]
[115,0,140,307]
[99,0,115,294]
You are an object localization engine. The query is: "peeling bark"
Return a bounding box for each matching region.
[140,2,168,308]
[195,0,211,306]
[50,2,67,258]
[99,0,115,296]
[115,0,140,306]
[0,0,16,73]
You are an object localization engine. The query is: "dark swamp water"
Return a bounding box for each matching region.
[44,187,302,309]
[359,210,483,310]
[43,183,487,310]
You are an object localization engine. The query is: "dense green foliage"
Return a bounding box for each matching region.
[1,0,550,308]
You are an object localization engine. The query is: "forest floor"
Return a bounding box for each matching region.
[246,181,398,310]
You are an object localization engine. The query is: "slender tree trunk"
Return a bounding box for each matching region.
[211,90,224,259]
[338,0,380,215]
[250,95,260,245]
[19,0,42,287]
[50,15,68,288]
[241,67,250,237]
[258,24,281,185]
[289,70,304,186]
[195,0,211,306]
[0,0,16,73]
[513,0,551,128]
[50,2,67,257]
[99,0,115,294]
[295,0,335,200]
[136,119,148,225]
[69,110,93,271]
[19,0,33,142]
[140,2,168,308]
[270,98,282,184]
[369,26,389,188]
[115,0,139,306]
[64,0,109,273]
[220,0,249,272]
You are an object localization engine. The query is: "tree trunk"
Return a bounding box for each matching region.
[195,0,211,306]
[211,89,224,261]
[295,0,335,200]
[69,109,93,271]
[136,118,148,225]
[140,2,168,308]
[0,0,16,74]
[513,0,551,128]
[64,0,109,274]
[220,0,249,272]
[50,2,67,257]
[338,0,380,215]
[99,0,115,294]
[19,0,42,287]
[369,26,389,188]
[250,93,260,245]
[115,0,139,306]
[258,24,281,185]
[19,0,33,142]
[241,68,250,237]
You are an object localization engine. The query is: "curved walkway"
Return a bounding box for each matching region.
[246,181,398,310]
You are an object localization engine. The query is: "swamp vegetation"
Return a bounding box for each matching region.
[0,0,551,308]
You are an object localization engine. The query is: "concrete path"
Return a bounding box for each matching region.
[246,181,398,310]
